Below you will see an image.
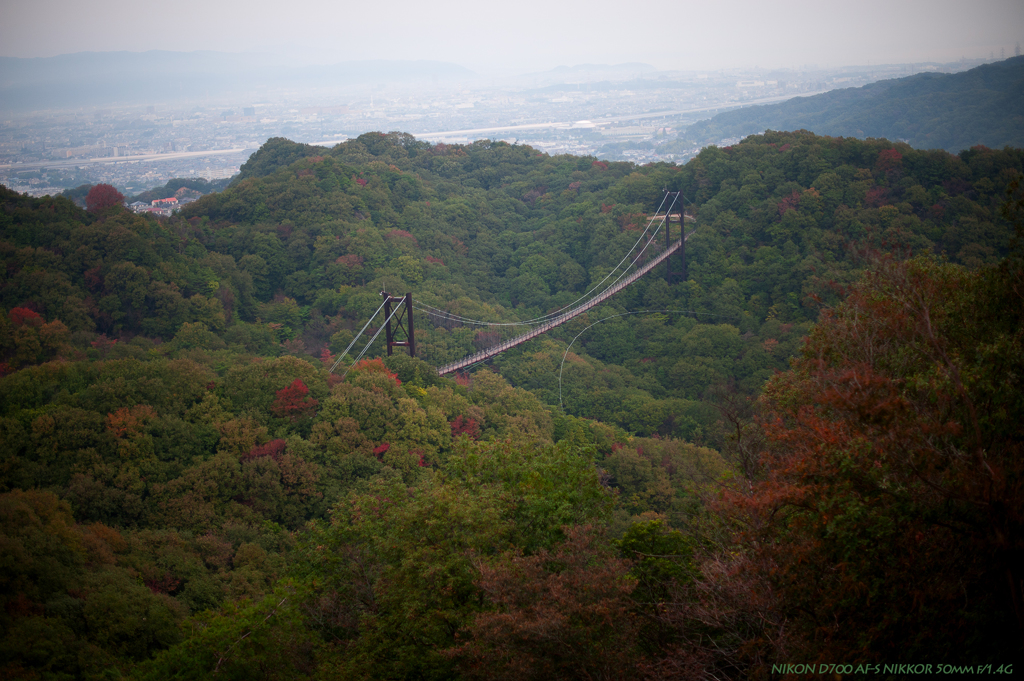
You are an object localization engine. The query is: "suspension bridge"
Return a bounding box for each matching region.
[329,192,694,378]
[434,230,692,375]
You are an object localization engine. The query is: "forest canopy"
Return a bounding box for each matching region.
[1,129,1021,678]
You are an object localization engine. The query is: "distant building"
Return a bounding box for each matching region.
[62,145,104,158]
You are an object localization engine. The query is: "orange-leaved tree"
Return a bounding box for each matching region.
[721,254,1024,666]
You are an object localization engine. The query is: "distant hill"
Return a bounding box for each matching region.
[0,51,475,110]
[679,56,1024,153]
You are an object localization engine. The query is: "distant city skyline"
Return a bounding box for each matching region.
[2,0,1022,74]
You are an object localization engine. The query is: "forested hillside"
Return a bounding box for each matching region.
[677,56,1024,154]
[1,130,1021,678]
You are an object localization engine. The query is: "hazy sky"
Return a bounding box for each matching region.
[2,0,1022,73]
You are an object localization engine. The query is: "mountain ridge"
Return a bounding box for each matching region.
[679,55,1024,153]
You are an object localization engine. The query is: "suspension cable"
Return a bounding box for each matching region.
[329,299,389,374]
[340,303,405,380]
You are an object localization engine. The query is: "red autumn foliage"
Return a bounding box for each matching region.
[373,442,390,458]
[85,183,124,212]
[776,190,801,215]
[90,334,117,356]
[864,185,889,208]
[335,254,364,268]
[271,379,319,421]
[449,415,481,441]
[354,175,367,187]
[9,307,42,327]
[875,147,903,174]
[241,438,287,462]
[591,160,608,170]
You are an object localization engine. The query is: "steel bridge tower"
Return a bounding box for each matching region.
[381,291,415,357]
[664,191,687,283]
